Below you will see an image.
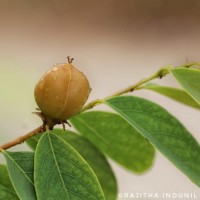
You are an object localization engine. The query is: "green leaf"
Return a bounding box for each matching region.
[143,82,200,109]
[171,67,200,105]
[105,96,200,187]
[27,130,117,200]
[3,151,37,200]
[34,131,105,200]
[53,129,117,200]
[70,111,155,173]
[0,164,14,190]
[26,134,42,150]
[0,184,19,200]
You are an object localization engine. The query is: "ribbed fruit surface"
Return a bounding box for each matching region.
[34,63,90,120]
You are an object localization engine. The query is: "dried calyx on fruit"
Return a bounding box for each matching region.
[34,57,90,126]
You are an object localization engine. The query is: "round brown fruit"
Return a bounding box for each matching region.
[34,62,90,120]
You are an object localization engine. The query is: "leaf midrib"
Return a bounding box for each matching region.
[107,102,200,178]
[47,133,70,200]
[3,152,34,186]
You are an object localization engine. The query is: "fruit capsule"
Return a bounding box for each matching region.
[34,62,90,121]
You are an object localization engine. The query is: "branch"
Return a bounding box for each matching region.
[0,62,199,151]
[0,126,44,151]
[81,65,171,112]
[81,62,200,112]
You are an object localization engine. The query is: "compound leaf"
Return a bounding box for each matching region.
[34,131,105,200]
[27,130,117,200]
[52,129,117,200]
[70,111,155,173]
[171,67,200,105]
[3,151,36,200]
[143,82,200,109]
[105,96,200,187]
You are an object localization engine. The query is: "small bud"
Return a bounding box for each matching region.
[34,62,90,120]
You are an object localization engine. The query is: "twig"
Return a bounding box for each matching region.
[0,126,44,151]
[0,62,199,151]
[81,65,171,112]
